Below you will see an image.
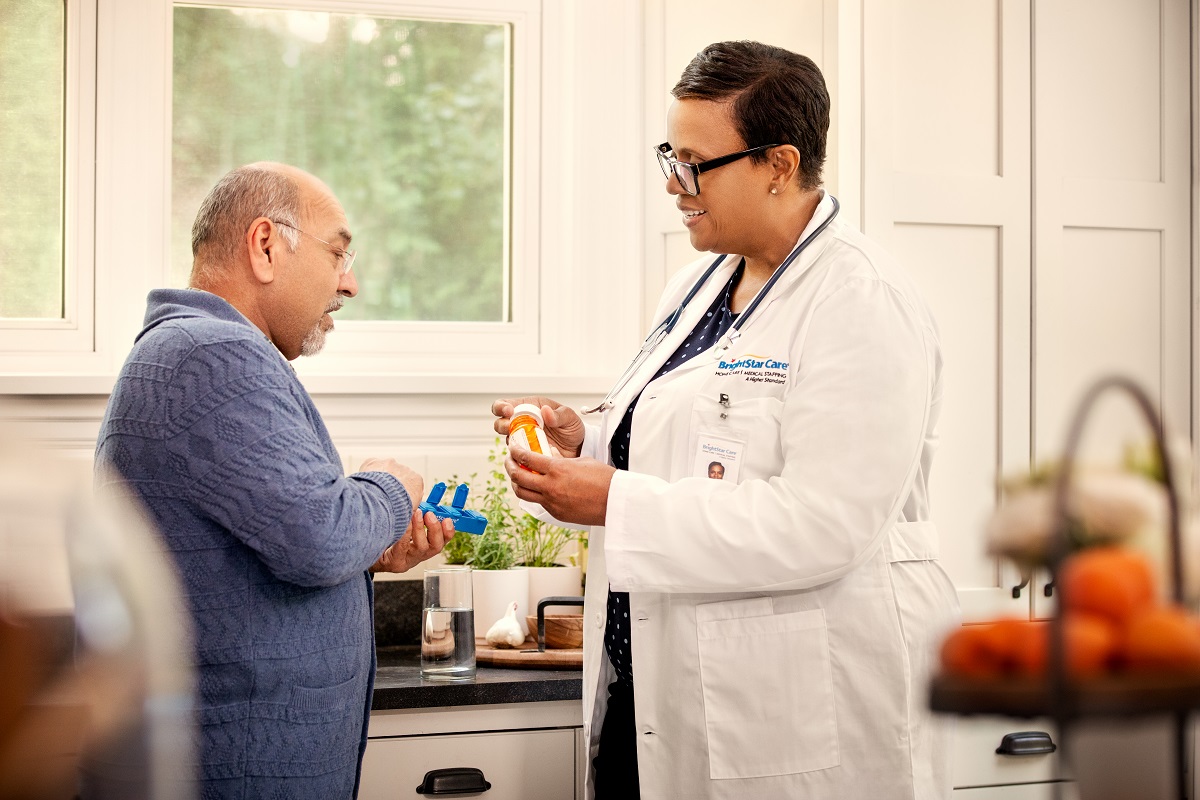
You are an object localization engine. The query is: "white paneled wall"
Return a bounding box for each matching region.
[1032,0,1192,461]
[862,0,1033,620]
[1030,0,1191,612]
[859,0,1191,620]
[893,223,1004,599]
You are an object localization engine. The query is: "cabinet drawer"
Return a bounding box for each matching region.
[953,717,1065,789]
[956,784,1077,799]
[360,728,576,800]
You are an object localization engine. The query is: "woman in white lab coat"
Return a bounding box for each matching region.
[493,41,959,800]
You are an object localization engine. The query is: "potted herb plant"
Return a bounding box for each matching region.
[510,509,585,621]
[448,447,529,639]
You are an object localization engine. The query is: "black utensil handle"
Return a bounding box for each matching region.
[415,767,492,795]
[536,595,584,652]
[996,731,1057,756]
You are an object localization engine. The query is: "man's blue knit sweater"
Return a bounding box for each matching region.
[95,289,411,799]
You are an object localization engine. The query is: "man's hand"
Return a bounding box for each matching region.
[491,397,586,459]
[505,445,614,526]
[359,457,425,509]
[371,510,455,574]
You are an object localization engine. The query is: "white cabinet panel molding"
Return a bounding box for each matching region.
[862,0,1032,620]
[1033,0,1192,467]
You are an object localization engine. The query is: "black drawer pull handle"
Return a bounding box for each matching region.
[996,731,1057,756]
[416,767,492,795]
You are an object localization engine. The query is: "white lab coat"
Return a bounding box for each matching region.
[562,194,958,799]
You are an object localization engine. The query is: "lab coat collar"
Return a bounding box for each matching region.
[600,192,842,441]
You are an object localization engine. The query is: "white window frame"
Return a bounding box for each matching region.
[173,0,545,373]
[0,0,646,397]
[0,0,97,359]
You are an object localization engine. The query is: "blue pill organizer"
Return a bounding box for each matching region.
[418,482,488,534]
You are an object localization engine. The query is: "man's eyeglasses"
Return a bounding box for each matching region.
[272,219,356,275]
[654,142,781,196]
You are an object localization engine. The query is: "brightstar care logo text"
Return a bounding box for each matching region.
[716,353,789,385]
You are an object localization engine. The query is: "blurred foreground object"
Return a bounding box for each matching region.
[933,376,1198,800]
[0,437,195,800]
[986,436,1198,599]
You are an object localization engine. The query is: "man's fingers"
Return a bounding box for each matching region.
[422,510,450,553]
[408,510,431,555]
[436,517,455,549]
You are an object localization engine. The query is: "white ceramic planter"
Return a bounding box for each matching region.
[525,565,583,618]
[471,568,530,639]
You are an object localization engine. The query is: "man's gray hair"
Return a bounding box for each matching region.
[190,165,302,267]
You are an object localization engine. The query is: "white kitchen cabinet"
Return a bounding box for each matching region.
[952,718,1064,790]
[853,0,1193,796]
[361,701,583,800]
[361,729,575,800]
[955,785,1077,800]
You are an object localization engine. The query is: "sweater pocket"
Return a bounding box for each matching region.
[245,673,364,779]
[697,599,839,779]
[286,673,360,724]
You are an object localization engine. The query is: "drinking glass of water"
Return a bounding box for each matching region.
[421,567,476,681]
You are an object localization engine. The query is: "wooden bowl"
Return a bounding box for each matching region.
[526,614,584,649]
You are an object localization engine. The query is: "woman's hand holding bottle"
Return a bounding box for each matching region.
[491,396,586,459]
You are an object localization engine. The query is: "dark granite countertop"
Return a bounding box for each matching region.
[372,646,583,710]
[370,580,583,710]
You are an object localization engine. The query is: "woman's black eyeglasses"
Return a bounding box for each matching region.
[655,142,781,196]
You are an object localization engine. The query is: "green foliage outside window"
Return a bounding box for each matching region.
[0,1,65,319]
[172,7,509,321]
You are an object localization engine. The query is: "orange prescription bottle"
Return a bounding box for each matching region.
[508,403,551,472]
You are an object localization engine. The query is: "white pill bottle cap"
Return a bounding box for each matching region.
[512,403,544,425]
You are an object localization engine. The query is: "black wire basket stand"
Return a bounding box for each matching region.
[929,375,1197,800]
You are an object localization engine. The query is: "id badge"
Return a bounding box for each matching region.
[693,432,746,483]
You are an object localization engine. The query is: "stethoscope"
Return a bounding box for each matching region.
[583,195,840,414]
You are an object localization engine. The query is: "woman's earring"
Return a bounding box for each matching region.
[770,187,778,195]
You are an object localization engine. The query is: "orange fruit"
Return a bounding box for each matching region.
[1120,606,1200,673]
[1058,546,1156,626]
[941,618,1030,678]
[1014,614,1118,678]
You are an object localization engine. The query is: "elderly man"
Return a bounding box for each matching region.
[94,163,452,798]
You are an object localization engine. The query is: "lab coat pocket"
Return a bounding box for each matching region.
[689,394,784,483]
[696,602,839,779]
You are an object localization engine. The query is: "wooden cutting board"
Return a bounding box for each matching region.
[475,638,582,669]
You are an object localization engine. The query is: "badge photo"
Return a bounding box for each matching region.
[693,433,746,483]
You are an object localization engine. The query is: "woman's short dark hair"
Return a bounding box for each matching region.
[672,41,829,191]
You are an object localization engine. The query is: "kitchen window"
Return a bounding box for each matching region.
[0,0,640,388]
[171,6,512,325]
[0,0,96,356]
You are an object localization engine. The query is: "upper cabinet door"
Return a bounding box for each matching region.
[1030,0,1192,616]
[860,0,1033,621]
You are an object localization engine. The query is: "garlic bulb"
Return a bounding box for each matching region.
[485,601,527,648]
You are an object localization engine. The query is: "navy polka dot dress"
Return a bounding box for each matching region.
[605,260,743,688]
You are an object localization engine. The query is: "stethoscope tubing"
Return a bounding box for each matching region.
[583,195,840,414]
